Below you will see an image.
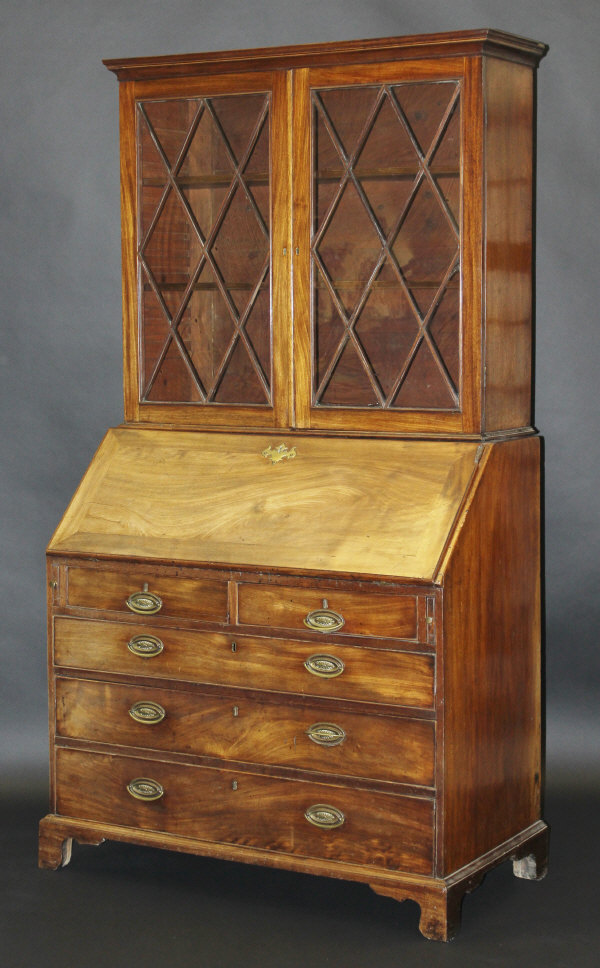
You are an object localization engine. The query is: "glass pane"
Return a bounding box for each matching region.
[355,262,420,400]
[145,338,204,403]
[428,283,460,390]
[143,99,196,168]
[393,340,456,410]
[320,341,380,407]
[138,93,271,406]
[316,181,381,317]
[318,87,379,159]
[392,179,457,302]
[211,185,269,314]
[393,81,457,156]
[178,263,236,397]
[142,188,192,309]
[311,80,461,412]
[213,337,269,404]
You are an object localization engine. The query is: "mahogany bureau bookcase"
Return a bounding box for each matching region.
[39,29,549,941]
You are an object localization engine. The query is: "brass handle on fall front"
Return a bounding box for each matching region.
[304,804,345,829]
[126,583,163,615]
[126,777,164,802]
[304,654,345,679]
[129,701,166,725]
[306,723,346,747]
[127,634,164,658]
[304,606,344,632]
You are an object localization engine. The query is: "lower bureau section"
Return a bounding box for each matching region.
[55,748,434,875]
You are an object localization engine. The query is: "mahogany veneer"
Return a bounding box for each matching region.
[40,29,548,942]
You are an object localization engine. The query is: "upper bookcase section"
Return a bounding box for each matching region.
[105,30,547,438]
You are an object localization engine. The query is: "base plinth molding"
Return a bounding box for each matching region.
[38,814,548,940]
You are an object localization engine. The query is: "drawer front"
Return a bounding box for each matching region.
[54,617,434,709]
[66,567,228,623]
[238,583,418,639]
[56,748,434,874]
[56,677,435,787]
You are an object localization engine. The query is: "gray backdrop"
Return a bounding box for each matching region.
[1,0,598,785]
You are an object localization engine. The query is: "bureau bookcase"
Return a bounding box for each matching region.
[39,30,549,941]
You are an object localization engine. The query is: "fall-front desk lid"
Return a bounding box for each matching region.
[48,428,482,581]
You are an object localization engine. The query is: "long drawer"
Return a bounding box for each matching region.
[53,617,435,709]
[66,567,228,623]
[55,677,435,787]
[238,583,419,639]
[55,748,434,875]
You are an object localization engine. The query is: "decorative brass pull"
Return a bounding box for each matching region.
[306,722,346,747]
[304,804,345,829]
[129,701,166,725]
[127,634,164,658]
[126,777,164,802]
[126,583,162,615]
[304,607,344,632]
[304,654,345,679]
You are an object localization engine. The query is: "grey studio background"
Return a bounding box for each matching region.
[1,0,599,965]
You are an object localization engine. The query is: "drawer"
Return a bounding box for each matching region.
[66,567,228,623]
[238,583,418,639]
[54,617,435,709]
[56,677,435,787]
[55,748,434,875]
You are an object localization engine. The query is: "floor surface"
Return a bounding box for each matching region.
[2,776,598,968]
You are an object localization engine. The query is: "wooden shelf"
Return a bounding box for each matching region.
[143,282,269,292]
[141,168,458,188]
[142,173,269,187]
[316,167,459,181]
[314,279,459,290]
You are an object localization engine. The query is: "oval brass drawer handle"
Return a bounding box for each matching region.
[304,654,345,679]
[127,634,164,658]
[305,803,345,829]
[126,584,163,615]
[129,701,166,725]
[304,607,344,632]
[126,777,164,802]
[306,722,346,747]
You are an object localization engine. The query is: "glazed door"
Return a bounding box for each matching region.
[292,59,482,434]
[121,71,291,427]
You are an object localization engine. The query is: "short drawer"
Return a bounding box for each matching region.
[55,748,434,875]
[53,617,434,709]
[66,567,228,623]
[55,677,435,787]
[237,583,418,639]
